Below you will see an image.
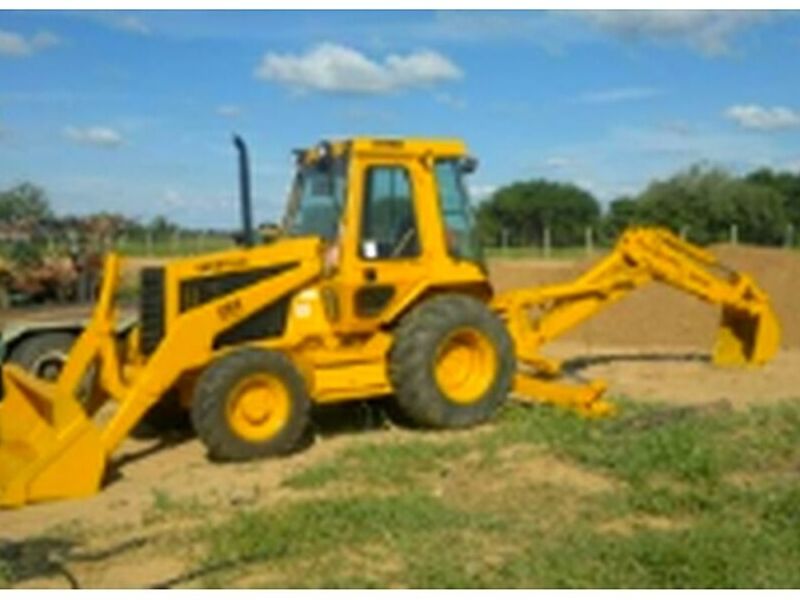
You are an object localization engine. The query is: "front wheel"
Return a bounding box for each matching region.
[190,348,311,461]
[389,294,515,429]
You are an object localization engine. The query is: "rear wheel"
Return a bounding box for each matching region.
[191,348,311,461]
[8,331,77,381]
[389,294,515,428]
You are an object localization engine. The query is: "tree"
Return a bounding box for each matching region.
[625,166,788,245]
[476,180,600,247]
[602,196,638,242]
[0,183,54,223]
[147,215,178,239]
[746,168,800,229]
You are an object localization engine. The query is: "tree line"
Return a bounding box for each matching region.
[0,182,239,266]
[0,183,229,242]
[476,164,800,248]
[4,164,800,256]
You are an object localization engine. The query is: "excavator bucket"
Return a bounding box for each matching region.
[0,364,105,508]
[714,304,781,367]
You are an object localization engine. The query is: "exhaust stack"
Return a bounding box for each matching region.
[233,134,255,248]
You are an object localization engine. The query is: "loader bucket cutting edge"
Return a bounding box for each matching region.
[0,364,105,508]
[713,305,781,367]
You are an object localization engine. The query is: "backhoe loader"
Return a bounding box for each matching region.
[0,136,781,508]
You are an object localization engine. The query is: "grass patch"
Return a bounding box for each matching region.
[182,397,800,588]
[0,559,11,588]
[144,488,209,524]
[284,437,469,490]
[199,492,498,587]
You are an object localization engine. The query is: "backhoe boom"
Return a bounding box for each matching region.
[494,227,780,416]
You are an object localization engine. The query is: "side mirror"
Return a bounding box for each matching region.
[459,156,478,174]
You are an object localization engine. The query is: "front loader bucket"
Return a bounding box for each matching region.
[714,305,781,367]
[0,364,105,508]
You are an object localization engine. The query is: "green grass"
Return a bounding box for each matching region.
[284,437,469,490]
[143,487,210,525]
[177,397,800,588]
[0,559,11,589]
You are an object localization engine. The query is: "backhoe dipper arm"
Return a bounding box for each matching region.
[492,227,781,416]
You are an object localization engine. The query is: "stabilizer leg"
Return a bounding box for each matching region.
[512,371,616,418]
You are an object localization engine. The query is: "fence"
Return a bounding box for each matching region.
[2,223,798,264]
[110,231,235,257]
[486,223,800,260]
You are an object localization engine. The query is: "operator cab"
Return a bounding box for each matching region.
[282,138,489,332]
[284,139,483,262]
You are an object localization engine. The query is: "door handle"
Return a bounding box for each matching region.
[363,268,377,283]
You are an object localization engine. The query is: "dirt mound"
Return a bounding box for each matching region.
[488,244,800,350]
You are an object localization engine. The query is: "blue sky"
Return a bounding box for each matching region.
[1,10,800,228]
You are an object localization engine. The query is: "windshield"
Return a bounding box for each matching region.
[283,158,346,242]
[434,159,483,262]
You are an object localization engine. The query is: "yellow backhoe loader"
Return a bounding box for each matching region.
[0,136,781,508]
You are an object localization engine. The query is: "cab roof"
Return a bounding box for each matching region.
[297,137,469,165]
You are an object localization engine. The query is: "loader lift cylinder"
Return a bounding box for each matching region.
[233,134,255,248]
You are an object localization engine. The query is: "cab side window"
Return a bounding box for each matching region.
[360,166,420,259]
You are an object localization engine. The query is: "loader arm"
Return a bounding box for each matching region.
[0,240,323,507]
[492,227,780,416]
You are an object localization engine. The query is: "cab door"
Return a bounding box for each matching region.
[333,157,433,332]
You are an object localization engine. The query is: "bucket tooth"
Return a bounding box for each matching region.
[0,364,105,508]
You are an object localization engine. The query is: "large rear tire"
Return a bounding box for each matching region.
[389,294,514,428]
[7,331,77,381]
[191,348,311,461]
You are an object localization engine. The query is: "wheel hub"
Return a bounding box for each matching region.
[226,374,290,441]
[434,327,498,404]
[32,352,68,382]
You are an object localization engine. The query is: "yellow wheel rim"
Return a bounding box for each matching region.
[434,327,498,405]
[225,374,291,442]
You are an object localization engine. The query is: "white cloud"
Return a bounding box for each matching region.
[112,15,150,36]
[725,105,800,131]
[0,29,60,58]
[578,86,661,104]
[254,43,462,94]
[581,11,766,56]
[216,104,242,117]
[64,126,124,148]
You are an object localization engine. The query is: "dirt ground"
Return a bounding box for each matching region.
[1,244,799,587]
